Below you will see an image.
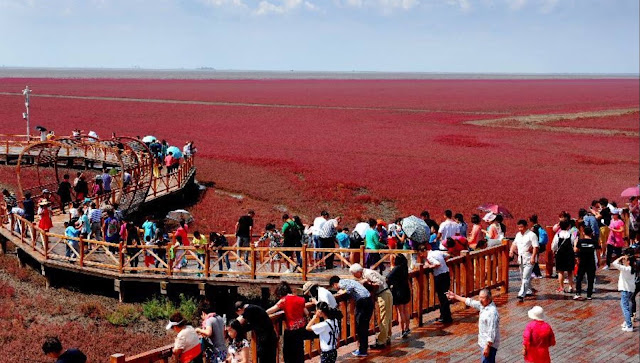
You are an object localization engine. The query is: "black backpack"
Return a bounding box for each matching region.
[349,231,364,249]
[283,222,302,247]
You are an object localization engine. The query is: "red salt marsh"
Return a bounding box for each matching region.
[0,78,637,231]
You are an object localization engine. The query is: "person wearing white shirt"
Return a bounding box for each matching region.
[551,220,578,293]
[612,255,636,332]
[437,210,461,250]
[509,220,539,301]
[312,211,329,261]
[446,289,500,363]
[424,250,452,323]
[302,281,337,309]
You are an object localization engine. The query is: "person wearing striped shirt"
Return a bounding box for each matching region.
[88,203,102,241]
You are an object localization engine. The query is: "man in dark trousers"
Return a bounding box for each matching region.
[424,249,453,324]
[42,336,86,363]
[235,301,277,363]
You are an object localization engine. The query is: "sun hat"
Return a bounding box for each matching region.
[527,306,545,321]
[482,212,496,223]
[302,281,318,295]
[38,200,50,206]
[165,319,184,330]
[349,263,364,274]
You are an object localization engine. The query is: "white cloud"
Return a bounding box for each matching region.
[540,0,558,13]
[254,0,322,15]
[447,0,471,11]
[199,0,247,8]
[336,0,419,11]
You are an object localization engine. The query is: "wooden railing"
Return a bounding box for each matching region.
[109,241,509,362]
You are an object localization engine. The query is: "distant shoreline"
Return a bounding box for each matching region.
[0,67,637,80]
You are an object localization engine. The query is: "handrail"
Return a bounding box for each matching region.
[109,241,509,362]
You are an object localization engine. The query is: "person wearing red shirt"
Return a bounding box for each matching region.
[523,306,556,363]
[267,281,309,363]
[445,236,469,257]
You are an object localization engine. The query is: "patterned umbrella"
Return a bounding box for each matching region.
[478,204,513,218]
[401,215,429,243]
[621,186,639,198]
[166,209,194,223]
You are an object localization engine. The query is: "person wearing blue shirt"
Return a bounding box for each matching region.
[142,216,157,242]
[64,221,80,259]
[336,227,351,266]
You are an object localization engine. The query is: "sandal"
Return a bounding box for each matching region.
[555,287,564,293]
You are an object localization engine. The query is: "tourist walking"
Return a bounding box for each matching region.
[210,232,230,272]
[74,175,89,202]
[574,226,600,300]
[56,174,73,213]
[424,250,453,323]
[37,200,53,232]
[166,311,203,363]
[88,202,102,241]
[387,254,411,338]
[604,210,625,269]
[365,218,387,271]
[226,319,250,363]
[281,214,303,270]
[195,303,227,363]
[22,192,35,223]
[312,211,329,264]
[446,289,500,363]
[41,336,86,363]
[349,263,393,349]
[235,301,278,363]
[436,210,460,250]
[329,275,373,357]
[266,281,309,363]
[235,210,254,264]
[529,214,548,278]
[192,231,208,272]
[64,221,80,259]
[3,188,18,220]
[510,219,539,302]
[522,306,556,363]
[306,301,343,363]
[318,215,341,270]
[551,220,576,293]
[103,209,120,253]
[612,255,636,332]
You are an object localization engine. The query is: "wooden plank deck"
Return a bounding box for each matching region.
[317,269,640,363]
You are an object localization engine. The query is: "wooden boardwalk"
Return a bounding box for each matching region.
[320,269,640,363]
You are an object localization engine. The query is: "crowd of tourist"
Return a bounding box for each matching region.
[11,194,638,363]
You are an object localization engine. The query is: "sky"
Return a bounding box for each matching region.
[0,0,638,73]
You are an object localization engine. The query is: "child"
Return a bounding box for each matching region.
[336,227,351,266]
[612,254,637,332]
[192,231,208,274]
[226,319,249,363]
[306,302,343,363]
[258,223,283,273]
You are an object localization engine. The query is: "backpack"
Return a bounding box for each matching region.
[106,218,119,238]
[537,226,549,245]
[349,231,364,249]
[283,222,303,247]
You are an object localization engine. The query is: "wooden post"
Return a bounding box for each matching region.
[500,240,509,294]
[545,226,554,278]
[204,246,211,278]
[110,353,126,363]
[359,245,365,265]
[118,242,124,274]
[79,237,85,267]
[461,250,472,296]
[250,245,256,280]
[43,232,49,260]
[416,266,424,327]
[301,244,307,281]
[167,245,173,276]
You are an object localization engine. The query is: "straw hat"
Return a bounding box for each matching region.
[527,306,545,321]
[302,281,318,295]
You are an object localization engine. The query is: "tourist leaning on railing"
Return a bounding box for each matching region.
[166,312,203,363]
[329,275,373,358]
[266,281,309,363]
[235,301,278,363]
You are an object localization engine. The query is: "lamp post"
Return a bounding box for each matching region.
[22,86,31,141]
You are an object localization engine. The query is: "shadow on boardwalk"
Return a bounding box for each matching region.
[320,269,640,363]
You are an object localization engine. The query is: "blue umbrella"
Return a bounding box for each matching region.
[166,146,183,158]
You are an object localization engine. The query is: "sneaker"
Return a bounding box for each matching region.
[573,294,582,300]
[621,321,627,328]
[401,329,411,338]
[369,343,386,350]
[517,296,524,302]
[352,350,368,357]
[228,268,235,273]
[622,326,634,332]
[283,269,291,273]
[586,296,592,300]
[602,266,609,270]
